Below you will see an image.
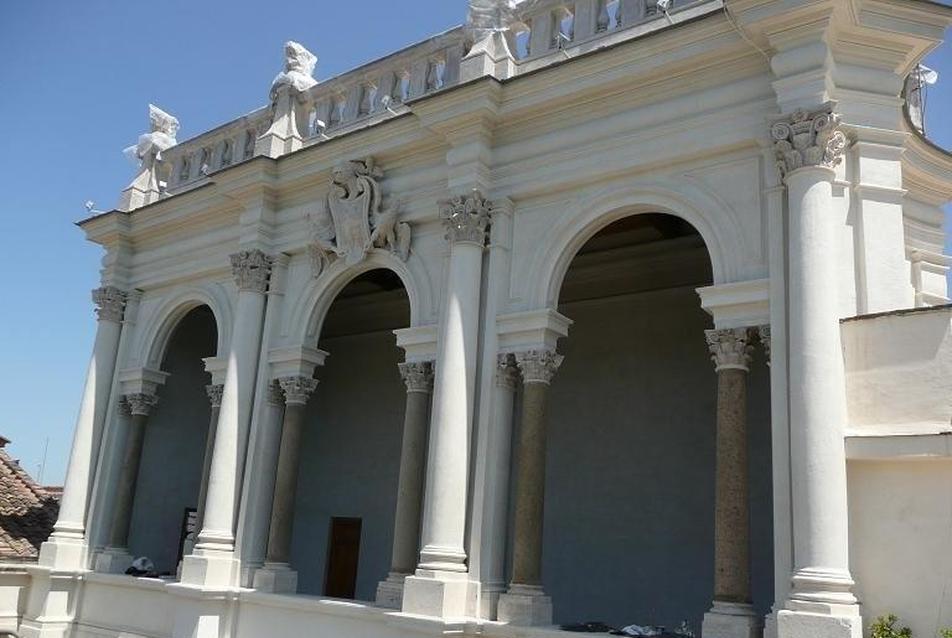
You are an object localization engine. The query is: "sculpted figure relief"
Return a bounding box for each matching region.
[309,158,411,277]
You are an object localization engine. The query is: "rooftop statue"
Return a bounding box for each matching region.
[466,0,522,45]
[270,40,318,101]
[117,105,180,211]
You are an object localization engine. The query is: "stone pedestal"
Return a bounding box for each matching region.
[93,546,134,574]
[251,562,298,594]
[497,584,553,627]
[376,573,408,609]
[702,601,761,638]
[402,569,478,619]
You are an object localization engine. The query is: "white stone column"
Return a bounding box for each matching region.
[377,361,435,608]
[402,192,492,618]
[181,250,272,588]
[772,106,861,638]
[252,376,318,593]
[40,286,127,570]
[187,384,224,551]
[498,348,563,627]
[701,328,759,638]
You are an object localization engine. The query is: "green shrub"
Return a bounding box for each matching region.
[870,615,912,638]
[937,629,952,638]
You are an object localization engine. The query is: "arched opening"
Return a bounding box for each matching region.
[288,268,412,601]
[537,213,773,630]
[127,305,218,574]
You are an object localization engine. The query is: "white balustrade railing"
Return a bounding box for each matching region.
[148,0,712,199]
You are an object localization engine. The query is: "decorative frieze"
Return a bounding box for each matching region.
[125,393,159,417]
[771,104,849,179]
[309,158,412,277]
[705,328,754,372]
[515,349,564,385]
[440,191,492,246]
[399,361,435,394]
[205,384,224,409]
[496,352,521,391]
[92,286,127,323]
[278,376,319,406]
[230,249,273,293]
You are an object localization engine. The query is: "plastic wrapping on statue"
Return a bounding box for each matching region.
[123,105,180,167]
[905,64,938,134]
[466,0,523,46]
[270,41,318,103]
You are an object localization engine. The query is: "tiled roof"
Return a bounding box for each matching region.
[0,438,59,562]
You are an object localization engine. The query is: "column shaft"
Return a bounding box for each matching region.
[51,287,126,543]
[509,381,549,587]
[713,366,751,602]
[265,402,307,564]
[390,378,433,574]
[108,412,150,548]
[193,392,222,541]
[419,240,484,570]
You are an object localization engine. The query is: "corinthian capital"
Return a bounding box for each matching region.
[758,324,771,366]
[278,376,318,406]
[125,392,159,417]
[440,191,492,246]
[230,249,274,293]
[496,353,520,391]
[771,104,849,179]
[705,328,754,372]
[92,286,127,323]
[515,349,564,385]
[399,361,434,394]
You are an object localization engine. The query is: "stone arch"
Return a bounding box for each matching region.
[287,249,423,348]
[529,182,739,310]
[140,285,233,369]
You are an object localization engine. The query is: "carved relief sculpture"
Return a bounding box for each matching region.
[309,158,412,276]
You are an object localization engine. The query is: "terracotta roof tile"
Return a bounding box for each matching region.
[0,442,59,562]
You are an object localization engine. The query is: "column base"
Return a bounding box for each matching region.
[251,562,298,594]
[179,549,240,589]
[477,582,506,620]
[92,547,134,574]
[702,601,761,638]
[497,584,553,627]
[401,569,477,619]
[36,533,88,571]
[777,602,862,638]
[376,572,409,609]
[763,605,782,638]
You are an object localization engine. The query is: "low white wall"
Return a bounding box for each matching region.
[0,567,29,633]
[848,459,952,637]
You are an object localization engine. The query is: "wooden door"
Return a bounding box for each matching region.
[324,517,362,599]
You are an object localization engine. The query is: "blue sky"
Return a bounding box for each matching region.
[0,2,950,485]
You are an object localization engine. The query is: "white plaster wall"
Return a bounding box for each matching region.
[127,307,217,574]
[289,330,408,600]
[842,307,952,435]
[848,460,952,637]
[539,286,773,630]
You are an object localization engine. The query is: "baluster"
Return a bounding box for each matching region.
[408,58,429,98]
[342,84,363,122]
[243,129,256,159]
[360,81,375,115]
[313,98,332,133]
[617,0,646,27]
[426,59,441,92]
[443,44,462,87]
[528,10,555,55]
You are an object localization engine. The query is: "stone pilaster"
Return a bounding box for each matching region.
[702,328,759,638]
[402,193,492,618]
[182,250,272,588]
[377,361,435,608]
[498,348,563,627]
[252,376,318,594]
[773,105,861,638]
[41,285,128,570]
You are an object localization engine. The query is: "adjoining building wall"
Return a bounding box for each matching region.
[540,285,773,629]
[848,459,952,637]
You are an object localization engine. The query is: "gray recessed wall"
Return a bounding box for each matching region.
[128,306,217,574]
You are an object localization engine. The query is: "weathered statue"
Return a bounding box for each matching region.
[309,158,411,277]
[118,105,180,211]
[271,40,318,102]
[124,104,179,170]
[466,0,521,45]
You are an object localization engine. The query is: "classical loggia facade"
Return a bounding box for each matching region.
[4,1,952,637]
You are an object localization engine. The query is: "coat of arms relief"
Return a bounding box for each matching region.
[309,158,412,277]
